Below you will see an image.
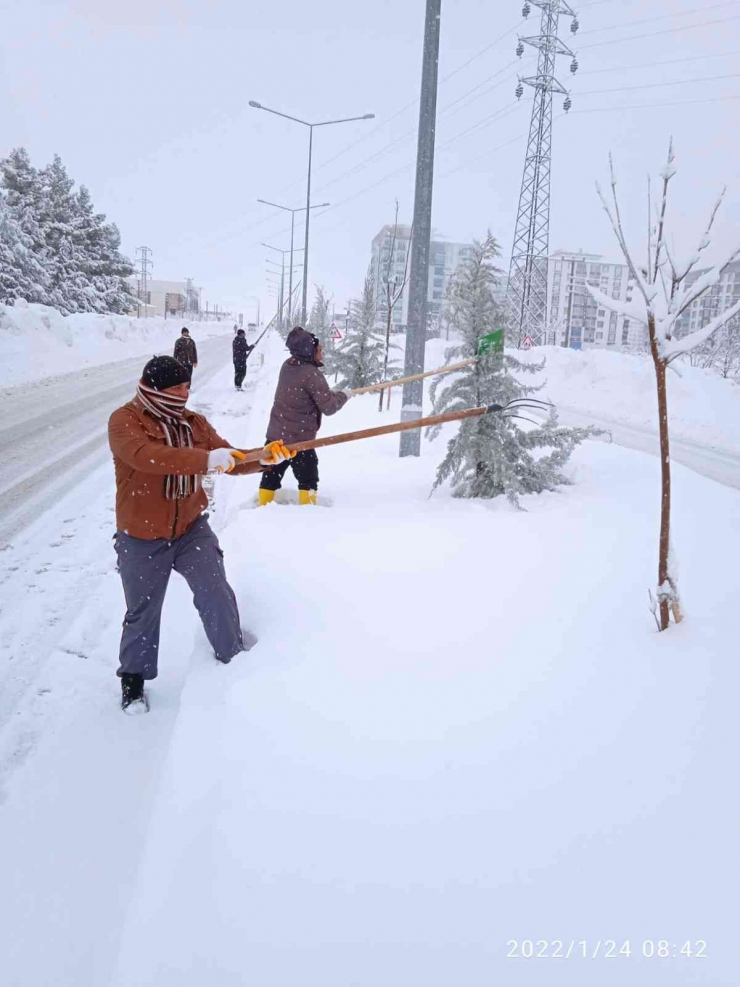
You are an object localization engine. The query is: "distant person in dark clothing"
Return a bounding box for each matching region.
[259,327,352,506]
[232,329,255,391]
[174,327,198,380]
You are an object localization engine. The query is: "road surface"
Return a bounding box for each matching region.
[0,335,234,546]
[556,405,740,492]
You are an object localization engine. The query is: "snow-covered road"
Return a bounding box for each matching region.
[0,335,234,546]
[548,406,740,491]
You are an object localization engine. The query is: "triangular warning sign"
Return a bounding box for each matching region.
[520,334,535,350]
[330,322,343,340]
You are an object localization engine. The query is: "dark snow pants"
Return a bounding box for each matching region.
[234,359,247,389]
[259,449,319,491]
[114,514,243,679]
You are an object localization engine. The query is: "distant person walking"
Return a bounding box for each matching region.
[174,327,198,380]
[108,355,294,713]
[259,327,351,506]
[233,329,255,391]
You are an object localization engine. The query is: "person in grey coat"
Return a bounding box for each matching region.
[259,327,352,505]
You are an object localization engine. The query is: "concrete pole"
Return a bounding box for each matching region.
[301,126,314,325]
[399,0,442,458]
[288,211,296,329]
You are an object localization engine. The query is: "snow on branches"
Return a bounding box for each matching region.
[589,142,740,632]
[428,235,596,505]
[589,141,740,362]
[0,148,136,315]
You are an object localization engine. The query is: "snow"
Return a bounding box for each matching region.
[503,342,740,455]
[0,333,738,985]
[0,300,235,387]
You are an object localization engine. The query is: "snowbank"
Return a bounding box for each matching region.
[426,338,740,454]
[0,299,235,387]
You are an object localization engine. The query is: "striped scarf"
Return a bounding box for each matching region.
[136,381,201,501]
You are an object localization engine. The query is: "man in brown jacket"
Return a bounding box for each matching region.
[109,355,293,713]
[259,327,351,506]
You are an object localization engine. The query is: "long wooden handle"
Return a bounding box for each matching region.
[348,358,475,396]
[287,403,500,454]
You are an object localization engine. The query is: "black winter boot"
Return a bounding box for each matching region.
[121,673,149,714]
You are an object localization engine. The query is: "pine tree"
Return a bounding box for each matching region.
[307,285,331,345]
[428,235,595,505]
[330,272,390,389]
[1,148,50,278]
[38,155,87,314]
[0,194,51,304]
[73,186,136,314]
[1,148,136,315]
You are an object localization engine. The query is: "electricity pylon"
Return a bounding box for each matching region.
[506,0,579,345]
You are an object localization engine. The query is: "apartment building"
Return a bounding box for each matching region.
[369,224,475,330]
[674,260,740,339]
[547,250,641,351]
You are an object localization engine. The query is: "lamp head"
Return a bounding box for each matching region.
[249,100,262,109]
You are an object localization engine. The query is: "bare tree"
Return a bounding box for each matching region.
[378,202,411,411]
[589,141,740,631]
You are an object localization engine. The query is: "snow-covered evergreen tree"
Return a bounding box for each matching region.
[38,155,88,313]
[0,148,136,315]
[330,272,390,389]
[72,186,136,314]
[307,285,331,345]
[0,148,47,260]
[427,235,595,505]
[0,195,51,304]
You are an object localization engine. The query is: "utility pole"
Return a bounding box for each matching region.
[184,277,194,316]
[507,0,579,345]
[399,0,442,458]
[136,246,153,318]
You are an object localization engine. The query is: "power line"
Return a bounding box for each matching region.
[576,1,737,36]
[578,49,738,75]
[311,64,522,197]
[567,93,740,113]
[579,13,740,49]
[269,21,524,193]
[578,70,740,96]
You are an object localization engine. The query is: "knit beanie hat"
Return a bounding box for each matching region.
[141,355,192,391]
[181,327,190,335]
[286,327,320,359]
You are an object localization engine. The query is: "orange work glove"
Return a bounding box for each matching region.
[259,440,297,467]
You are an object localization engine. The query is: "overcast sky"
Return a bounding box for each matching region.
[3,0,739,321]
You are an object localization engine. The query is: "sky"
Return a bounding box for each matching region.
[2,0,739,322]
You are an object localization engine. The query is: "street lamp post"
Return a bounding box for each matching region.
[257,198,330,332]
[264,243,303,329]
[250,101,374,323]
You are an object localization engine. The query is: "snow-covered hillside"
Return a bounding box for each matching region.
[0,332,737,986]
[0,299,235,387]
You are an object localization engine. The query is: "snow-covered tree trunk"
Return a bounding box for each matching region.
[650,318,677,629]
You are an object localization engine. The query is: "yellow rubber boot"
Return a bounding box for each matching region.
[298,489,318,506]
[258,488,275,507]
